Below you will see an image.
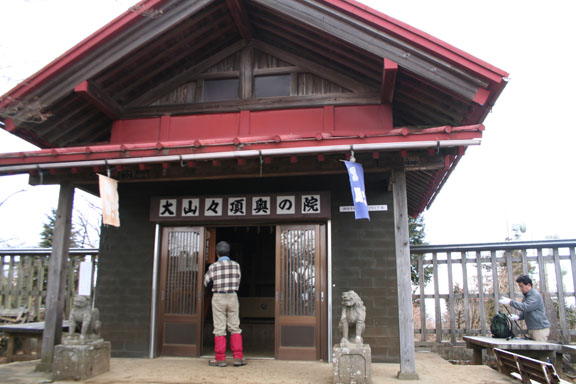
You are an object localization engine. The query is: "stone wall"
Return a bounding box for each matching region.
[96,185,156,357]
[330,174,400,363]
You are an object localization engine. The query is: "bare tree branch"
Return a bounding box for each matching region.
[0,187,28,208]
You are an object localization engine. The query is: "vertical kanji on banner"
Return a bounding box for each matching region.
[344,161,370,220]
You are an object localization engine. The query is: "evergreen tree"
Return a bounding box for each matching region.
[410,215,432,287]
[39,209,80,248]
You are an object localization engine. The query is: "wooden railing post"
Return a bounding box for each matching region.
[37,183,75,372]
[410,240,576,346]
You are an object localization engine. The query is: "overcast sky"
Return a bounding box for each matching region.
[1,0,575,247]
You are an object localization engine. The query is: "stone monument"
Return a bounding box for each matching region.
[52,295,111,380]
[333,290,371,384]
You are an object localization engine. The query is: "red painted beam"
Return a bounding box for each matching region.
[4,118,16,132]
[74,80,123,119]
[381,58,398,104]
[0,125,483,168]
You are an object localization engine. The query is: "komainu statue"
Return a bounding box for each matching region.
[339,290,366,346]
[68,295,101,342]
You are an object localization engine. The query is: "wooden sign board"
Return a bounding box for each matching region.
[150,192,331,222]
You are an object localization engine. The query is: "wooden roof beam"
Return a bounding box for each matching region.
[4,0,215,113]
[381,58,398,104]
[225,0,253,39]
[252,0,490,101]
[74,80,123,120]
[129,40,248,107]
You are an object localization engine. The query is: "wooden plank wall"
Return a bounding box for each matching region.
[0,250,98,321]
[410,241,576,346]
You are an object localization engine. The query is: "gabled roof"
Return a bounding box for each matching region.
[0,0,508,216]
[0,0,507,148]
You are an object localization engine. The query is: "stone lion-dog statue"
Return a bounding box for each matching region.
[68,295,101,341]
[339,290,366,346]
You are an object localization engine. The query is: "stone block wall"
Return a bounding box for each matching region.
[330,174,400,363]
[96,173,400,361]
[96,184,156,357]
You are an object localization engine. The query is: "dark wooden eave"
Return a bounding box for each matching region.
[0,0,507,149]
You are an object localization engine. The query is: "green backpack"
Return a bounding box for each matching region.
[491,311,513,338]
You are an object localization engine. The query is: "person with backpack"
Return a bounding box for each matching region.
[499,275,551,341]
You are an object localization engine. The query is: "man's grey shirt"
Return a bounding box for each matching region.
[510,288,551,330]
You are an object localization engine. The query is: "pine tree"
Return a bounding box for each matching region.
[38,209,80,248]
[410,215,432,287]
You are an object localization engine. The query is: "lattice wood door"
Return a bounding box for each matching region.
[157,227,205,356]
[275,224,325,360]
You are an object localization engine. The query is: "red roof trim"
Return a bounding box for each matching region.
[318,0,509,82]
[0,125,483,169]
[419,153,464,214]
[0,0,170,108]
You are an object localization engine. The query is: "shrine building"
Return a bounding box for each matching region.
[0,0,507,375]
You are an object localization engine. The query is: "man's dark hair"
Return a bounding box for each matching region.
[216,241,230,257]
[516,275,533,286]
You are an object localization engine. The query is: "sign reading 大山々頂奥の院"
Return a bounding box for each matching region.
[150,192,330,222]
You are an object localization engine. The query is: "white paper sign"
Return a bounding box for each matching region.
[98,174,120,227]
[78,261,93,296]
[339,205,388,212]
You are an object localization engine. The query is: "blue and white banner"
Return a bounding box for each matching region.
[344,161,370,220]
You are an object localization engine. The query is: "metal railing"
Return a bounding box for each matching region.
[410,239,576,345]
[0,248,98,321]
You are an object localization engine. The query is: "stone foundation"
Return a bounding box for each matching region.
[52,340,111,380]
[333,344,372,384]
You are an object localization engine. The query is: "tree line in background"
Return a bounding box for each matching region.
[38,200,101,249]
[0,187,101,248]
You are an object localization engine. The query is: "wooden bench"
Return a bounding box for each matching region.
[0,308,28,324]
[0,321,69,362]
[493,348,568,384]
[463,336,563,369]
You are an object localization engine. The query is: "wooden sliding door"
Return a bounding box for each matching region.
[275,224,325,360]
[157,227,205,356]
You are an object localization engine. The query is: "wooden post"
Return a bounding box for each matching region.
[36,183,74,372]
[392,168,419,380]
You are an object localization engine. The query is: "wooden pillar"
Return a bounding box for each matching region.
[37,183,75,372]
[392,168,419,380]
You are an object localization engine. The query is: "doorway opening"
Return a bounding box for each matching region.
[202,225,276,358]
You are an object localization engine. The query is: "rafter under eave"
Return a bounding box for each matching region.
[381,58,398,103]
[74,80,124,120]
[225,0,253,39]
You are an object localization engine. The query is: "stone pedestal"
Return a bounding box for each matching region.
[333,343,372,384]
[52,340,111,380]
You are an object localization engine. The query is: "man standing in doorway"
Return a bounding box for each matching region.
[499,275,551,341]
[204,241,247,367]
